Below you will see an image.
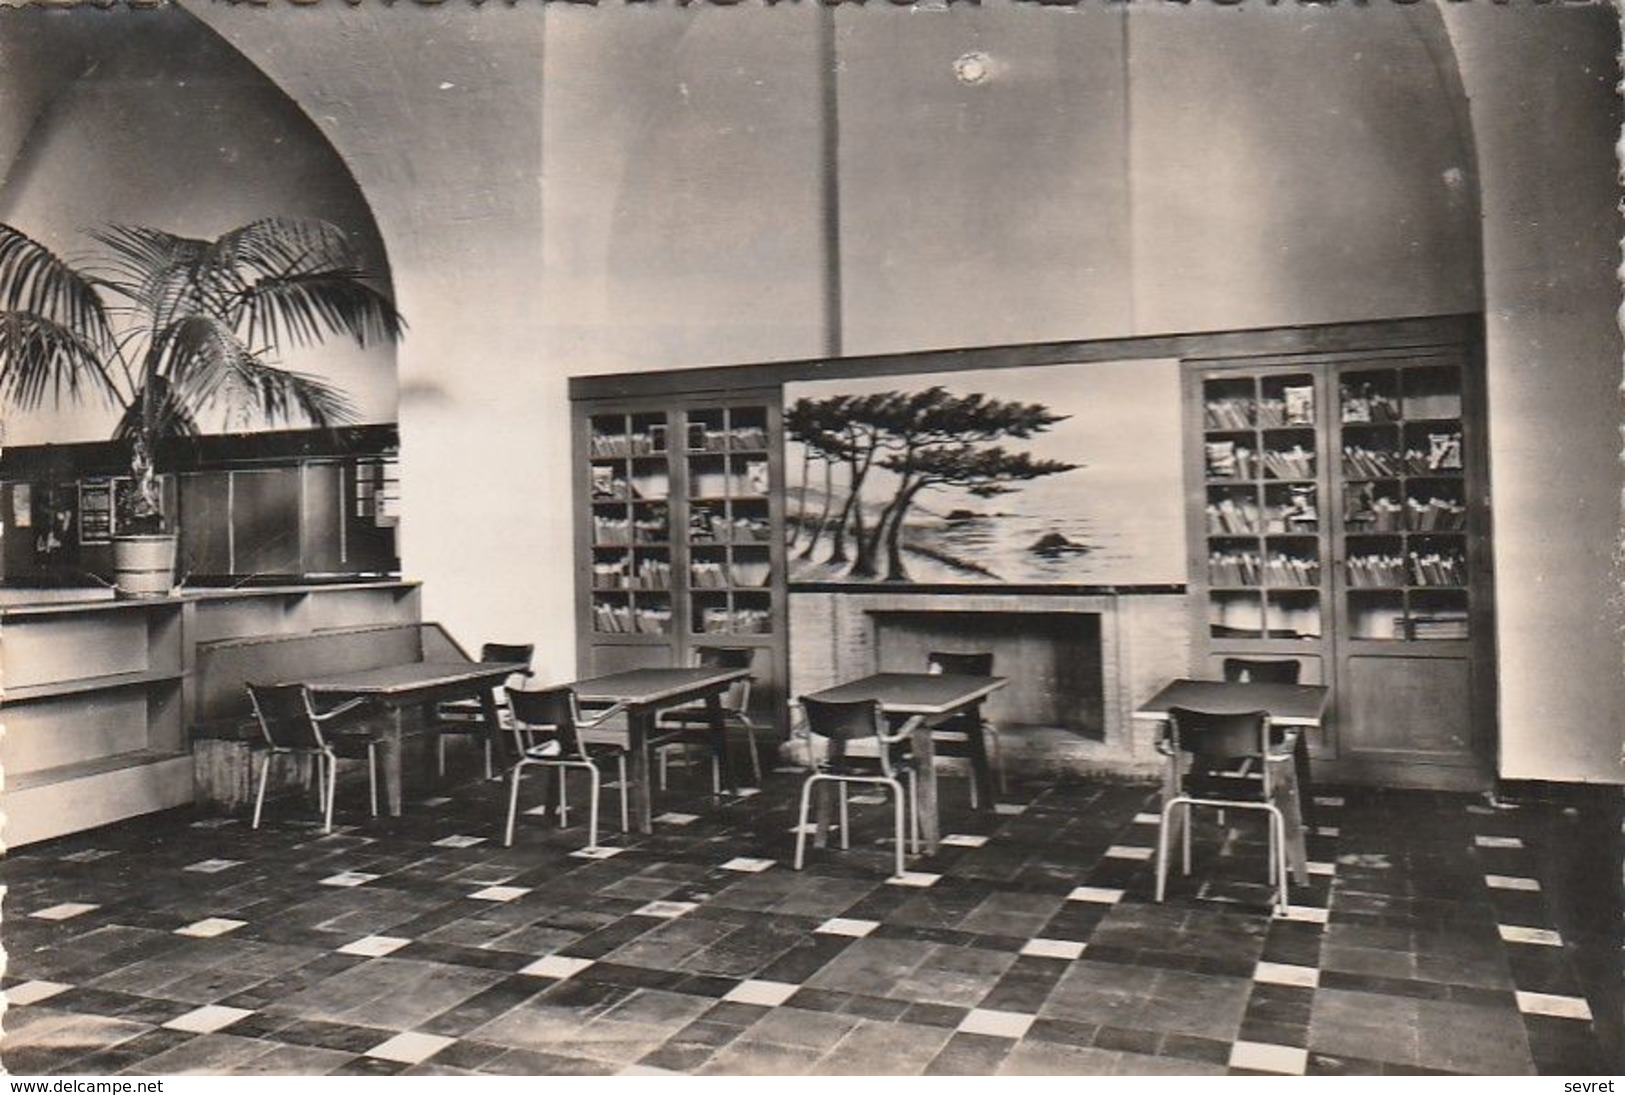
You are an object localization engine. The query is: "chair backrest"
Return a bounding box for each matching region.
[1222,657,1300,685]
[481,642,535,668]
[928,650,994,677]
[503,685,587,763]
[695,646,753,713]
[1165,705,1273,798]
[799,695,894,775]
[247,682,326,751]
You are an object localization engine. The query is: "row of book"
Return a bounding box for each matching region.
[696,606,773,635]
[690,510,774,544]
[1345,496,1466,532]
[590,430,665,458]
[591,556,674,590]
[1260,445,1315,480]
[1343,437,1464,477]
[689,561,773,589]
[592,513,670,546]
[1346,552,1467,588]
[589,470,670,502]
[1207,551,1320,587]
[689,425,769,453]
[593,602,673,635]
[1202,388,1316,430]
[690,462,770,499]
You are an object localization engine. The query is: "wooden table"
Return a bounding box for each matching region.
[1132,677,1330,886]
[800,672,1007,855]
[567,665,752,835]
[304,660,528,816]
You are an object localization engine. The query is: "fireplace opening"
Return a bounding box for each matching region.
[872,610,1105,740]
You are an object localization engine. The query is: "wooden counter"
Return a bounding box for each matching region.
[0,581,420,846]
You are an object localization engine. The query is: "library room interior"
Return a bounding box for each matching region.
[0,0,1619,1080]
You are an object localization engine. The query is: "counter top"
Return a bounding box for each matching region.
[0,579,420,616]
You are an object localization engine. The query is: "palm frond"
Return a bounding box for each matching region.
[206,217,355,281]
[89,223,211,328]
[113,375,201,442]
[155,314,359,430]
[0,223,117,356]
[0,311,121,410]
[239,269,404,350]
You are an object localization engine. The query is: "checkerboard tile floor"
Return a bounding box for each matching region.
[1,763,1616,1076]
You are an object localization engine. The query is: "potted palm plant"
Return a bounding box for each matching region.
[0,217,402,595]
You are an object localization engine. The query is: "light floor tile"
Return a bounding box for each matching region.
[721,857,776,873]
[319,871,379,888]
[723,979,799,1007]
[1104,845,1154,861]
[847,793,886,806]
[519,955,594,980]
[420,797,453,807]
[620,1065,681,1076]
[994,804,1029,816]
[1315,826,1341,838]
[1485,874,1541,892]
[1066,886,1125,905]
[1274,906,1329,924]
[471,886,531,903]
[1132,812,1162,825]
[941,834,989,848]
[433,835,486,849]
[338,935,411,958]
[657,813,699,826]
[1020,938,1086,960]
[1306,861,1337,877]
[367,1031,455,1065]
[31,903,98,921]
[815,918,880,938]
[634,900,699,918]
[571,846,625,860]
[1498,924,1563,947]
[731,788,762,799]
[1515,992,1593,1021]
[1474,835,1524,849]
[1312,795,1345,808]
[6,981,71,1006]
[163,1005,253,1034]
[959,1008,1035,1038]
[1229,1041,1308,1075]
[59,849,117,863]
[175,917,247,938]
[1253,962,1319,987]
[886,871,941,888]
[184,859,243,873]
[190,818,238,830]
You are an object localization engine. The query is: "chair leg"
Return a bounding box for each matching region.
[986,723,1007,795]
[967,759,979,810]
[436,735,447,778]
[658,745,670,791]
[907,770,920,853]
[1155,798,1176,903]
[617,755,630,833]
[252,752,272,829]
[745,723,763,786]
[1182,802,1192,876]
[557,769,570,826]
[889,778,906,880]
[367,744,379,817]
[504,765,525,846]
[794,776,817,870]
[482,739,493,781]
[838,782,850,850]
[323,750,337,833]
[1269,806,1290,914]
[586,763,601,850]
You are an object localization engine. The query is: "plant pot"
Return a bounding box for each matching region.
[112,533,178,598]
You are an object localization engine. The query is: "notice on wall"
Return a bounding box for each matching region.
[79,480,113,544]
[12,482,31,528]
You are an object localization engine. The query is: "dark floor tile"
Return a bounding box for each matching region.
[331,1055,410,1076]
[1091,1024,1161,1056]
[1307,1052,1387,1076]
[840,993,911,1021]
[1159,1032,1233,1067]
[924,1031,1014,1075]
[901,1001,971,1030]
[273,1018,397,1054]
[1027,1018,1100,1048]
[1239,1016,1309,1048]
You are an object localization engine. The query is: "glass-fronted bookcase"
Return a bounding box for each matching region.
[1185,343,1494,789]
[573,390,787,736]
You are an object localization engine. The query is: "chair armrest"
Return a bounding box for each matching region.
[313,697,369,724]
[578,700,631,728]
[877,714,922,746]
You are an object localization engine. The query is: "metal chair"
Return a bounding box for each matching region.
[429,642,536,779]
[499,685,630,849]
[1154,705,1294,914]
[650,646,762,792]
[925,650,1004,805]
[246,682,380,833]
[793,695,919,879]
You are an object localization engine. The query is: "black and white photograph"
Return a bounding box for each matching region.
[0,0,1618,1081]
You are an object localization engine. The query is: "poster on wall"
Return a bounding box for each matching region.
[78,479,113,544]
[784,359,1187,587]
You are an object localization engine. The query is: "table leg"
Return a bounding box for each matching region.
[628,706,654,835]
[909,716,938,854]
[1269,735,1310,888]
[1160,741,1185,859]
[706,692,738,795]
[382,705,405,817]
[964,718,996,812]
